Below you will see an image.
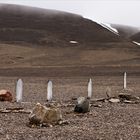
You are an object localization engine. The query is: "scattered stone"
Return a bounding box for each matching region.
[118,88,134,95]
[123,100,140,104]
[40,123,53,128]
[45,101,59,108]
[118,93,140,101]
[0,107,31,114]
[71,97,77,100]
[74,97,90,113]
[58,120,69,125]
[106,87,112,98]
[29,103,62,125]
[91,104,102,108]
[135,125,140,129]
[0,90,13,102]
[0,128,5,135]
[122,88,134,93]
[109,98,120,103]
[104,99,109,103]
[6,134,10,140]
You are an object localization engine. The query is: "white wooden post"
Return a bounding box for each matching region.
[16,79,23,102]
[47,80,53,101]
[124,72,127,89]
[88,78,92,98]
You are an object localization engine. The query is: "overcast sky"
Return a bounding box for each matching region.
[0,0,139,27]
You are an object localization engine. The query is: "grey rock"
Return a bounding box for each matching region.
[74,97,90,113]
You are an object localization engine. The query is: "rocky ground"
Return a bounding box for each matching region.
[0,4,139,140]
[0,75,139,140]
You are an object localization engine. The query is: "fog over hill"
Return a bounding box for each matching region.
[0,4,121,46]
[111,24,140,39]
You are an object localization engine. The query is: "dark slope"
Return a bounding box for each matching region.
[0,4,121,46]
[111,24,140,39]
[131,32,140,42]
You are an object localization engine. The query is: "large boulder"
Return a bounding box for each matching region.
[29,103,62,125]
[0,90,13,101]
[74,97,90,113]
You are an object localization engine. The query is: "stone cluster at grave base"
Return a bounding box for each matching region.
[0,90,13,102]
[29,103,62,125]
[105,88,140,103]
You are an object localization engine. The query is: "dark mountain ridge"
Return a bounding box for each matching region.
[0,4,139,70]
[0,4,121,46]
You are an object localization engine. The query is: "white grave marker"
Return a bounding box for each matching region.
[124,72,127,89]
[47,80,53,101]
[88,78,92,98]
[16,79,23,102]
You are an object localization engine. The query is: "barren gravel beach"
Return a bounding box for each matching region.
[0,74,139,140]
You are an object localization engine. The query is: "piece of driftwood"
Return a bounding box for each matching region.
[90,104,102,108]
[0,107,31,114]
[90,98,107,102]
[123,100,140,104]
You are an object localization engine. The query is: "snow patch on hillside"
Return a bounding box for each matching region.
[97,22,119,36]
[133,41,140,46]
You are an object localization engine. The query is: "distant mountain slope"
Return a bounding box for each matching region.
[111,24,140,39]
[98,23,119,36]
[0,4,139,71]
[0,4,121,46]
[131,32,140,42]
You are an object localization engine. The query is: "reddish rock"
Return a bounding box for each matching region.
[0,90,13,101]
